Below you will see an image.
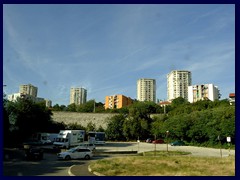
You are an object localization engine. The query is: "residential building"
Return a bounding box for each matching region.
[167,70,192,101]
[229,93,235,105]
[188,84,221,103]
[137,78,156,102]
[8,93,52,107]
[70,87,87,105]
[105,94,133,109]
[159,100,171,107]
[45,99,52,107]
[8,93,33,101]
[8,84,51,107]
[19,84,38,97]
[159,100,171,114]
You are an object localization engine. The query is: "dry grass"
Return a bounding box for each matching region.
[90,153,235,176]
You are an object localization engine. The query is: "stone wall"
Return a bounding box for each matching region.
[51,112,118,130]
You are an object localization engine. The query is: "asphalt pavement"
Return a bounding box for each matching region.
[3,142,235,176]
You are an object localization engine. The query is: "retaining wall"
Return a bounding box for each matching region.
[51,112,118,130]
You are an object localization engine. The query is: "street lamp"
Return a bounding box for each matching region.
[166,131,169,152]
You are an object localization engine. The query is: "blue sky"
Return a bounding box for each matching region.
[3,4,235,106]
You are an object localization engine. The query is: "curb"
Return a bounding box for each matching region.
[68,165,76,176]
[88,165,105,176]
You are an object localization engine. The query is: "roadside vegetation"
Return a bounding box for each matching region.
[105,98,235,149]
[3,92,235,149]
[89,154,235,176]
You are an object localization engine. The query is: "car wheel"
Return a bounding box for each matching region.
[84,155,90,160]
[65,155,71,160]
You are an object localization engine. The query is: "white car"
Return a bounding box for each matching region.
[57,147,93,160]
[76,143,96,151]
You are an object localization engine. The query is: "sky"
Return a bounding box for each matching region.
[3,4,235,106]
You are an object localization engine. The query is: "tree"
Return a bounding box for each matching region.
[105,114,126,141]
[3,98,10,147]
[124,102,154,140]
[171,97,189,108]
[151,114,167,138]
[66,123,86,130]
[95,102,105,113]
[86,122,96,132]
[67,103,77,112]
[4,98,53,146]
[96,125,105,132]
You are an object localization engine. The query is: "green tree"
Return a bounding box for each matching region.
[67,103,77,112]
[171,97,188,108]
[52,104,69,111]
[66,123,86,130]
[151,114,167,138]
[96,125,105,132]
[4,98,53,145]
[105,114,126,141]
[123,101,154,140]
[86,122,96,132]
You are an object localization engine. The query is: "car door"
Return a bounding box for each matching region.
[77,149,86,159]
[71,149,80,159]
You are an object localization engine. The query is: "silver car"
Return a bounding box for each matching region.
[57,147,93,160]
[76,143,96,151]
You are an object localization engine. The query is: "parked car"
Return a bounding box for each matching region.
[76,143,96,151]
[170,140,185,146]
[57,147,93,160]
[25,147,44,160]
[146,138,152,143]
[152,139,165,144]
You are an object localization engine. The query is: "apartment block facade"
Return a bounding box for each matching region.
[70,87,87,105]
[188,84,221,103]
[167,70,192,101]
[8,92,52,107]
[137,78,156,103]
[19,84,38,97]
[105,94,133,109]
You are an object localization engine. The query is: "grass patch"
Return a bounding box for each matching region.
[90,154,235,176]
[139,150,191,156]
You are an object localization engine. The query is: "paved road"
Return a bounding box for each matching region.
[3,142,235,176]
[3,148,94,176]
[96,142,235,157]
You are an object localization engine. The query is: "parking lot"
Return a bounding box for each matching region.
[3,141,235,176]
[95,142,235,157]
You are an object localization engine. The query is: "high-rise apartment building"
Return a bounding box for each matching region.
[167,70,192,101]
[137,78,156,102]
[188,84,221,103]
[19,84,38,97]
[70,87,87,105]
[105,94,133,109]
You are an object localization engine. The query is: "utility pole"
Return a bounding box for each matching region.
[93,99,96,113]
[166,131,169,152]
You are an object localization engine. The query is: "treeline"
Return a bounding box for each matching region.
[51,99,164,114]
[3,97,104,147]
[3,95,235,148]
[51,100,105,113]
[105,98,235,147]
